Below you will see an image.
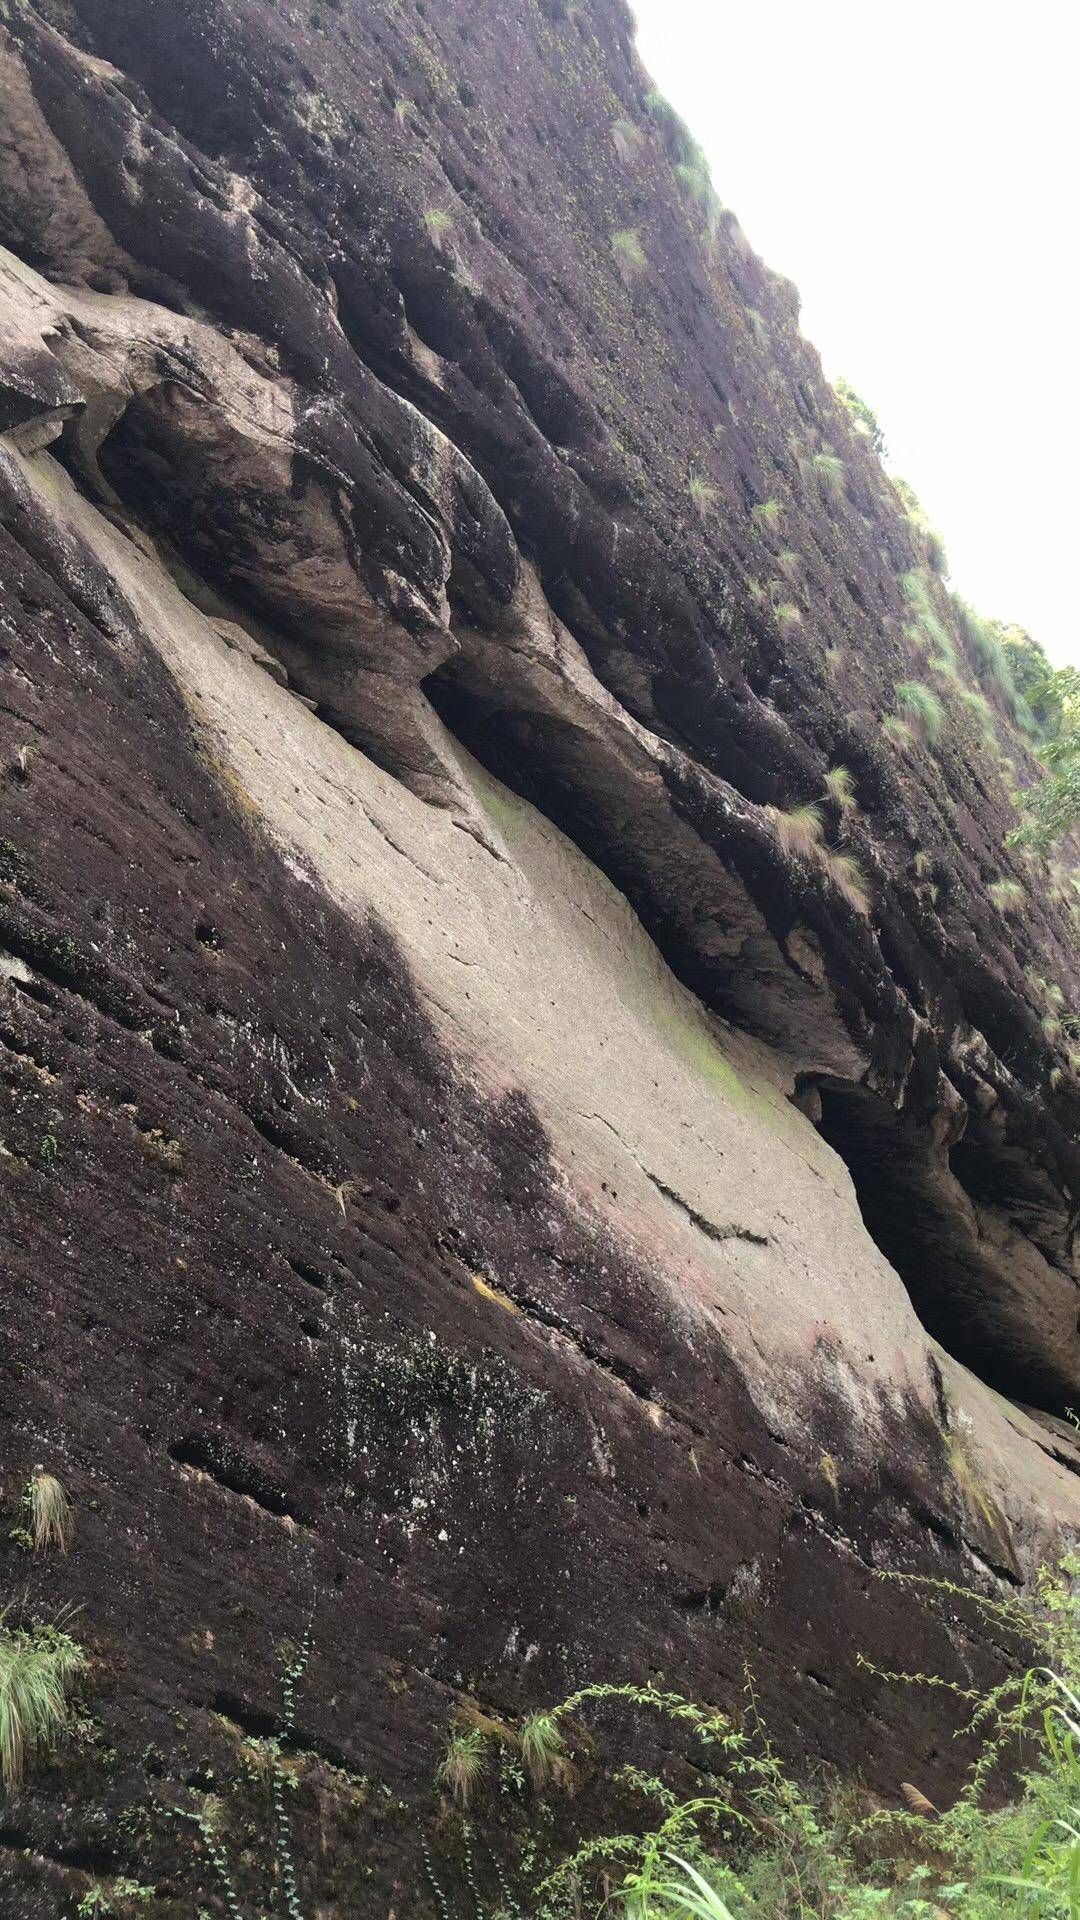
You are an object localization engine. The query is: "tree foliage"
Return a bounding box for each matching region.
[833,378,887,457]
[1009,666,1080,851]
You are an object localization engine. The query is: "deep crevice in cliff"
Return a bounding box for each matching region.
[810,1080,1076,1415]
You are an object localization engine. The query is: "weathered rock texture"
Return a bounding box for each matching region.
[0,0,1078,1912]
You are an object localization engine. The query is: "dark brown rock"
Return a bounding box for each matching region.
[1,0,1078,1913]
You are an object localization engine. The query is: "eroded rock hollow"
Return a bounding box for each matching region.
[1,0,1078,1911]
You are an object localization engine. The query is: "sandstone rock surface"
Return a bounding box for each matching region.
[1,0,1078,1912]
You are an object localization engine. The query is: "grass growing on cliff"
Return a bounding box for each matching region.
[771,801,823,857]
[433,1556,1080,1920]
[808,448,846,500]
[895,680,946,746]
[0,1614,87,1791]
[611,228,647,279]
[26,1471,73,1555]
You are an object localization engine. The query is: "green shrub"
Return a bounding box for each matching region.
[1010,667,1080,851]
[436,1556,1080,1920]
[895,680,946,745]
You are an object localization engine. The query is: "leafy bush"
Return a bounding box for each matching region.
[1010,668,1080,851]
[436,1557,1080,1920]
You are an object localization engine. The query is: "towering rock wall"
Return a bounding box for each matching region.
[1,0,1078,1912]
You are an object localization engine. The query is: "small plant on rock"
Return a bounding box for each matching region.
[611,116,643,163]
[689,474,717,515]
[521,1710,570,1789]
[26,1470,73,1554]
[423,208,452,250]
[771,802,824,858]
[611,227,647,280]
[823,765,856,811]
[895,679,945,746]
[809,447,846,500]
[0,1614,87,1791]
[825,850,871,915]
[437,1727,488,1807]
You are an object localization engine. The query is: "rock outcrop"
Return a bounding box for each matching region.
[1,0,1077,1912]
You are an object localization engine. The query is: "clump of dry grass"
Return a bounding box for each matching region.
[771,802,824,858]
[27,1471,73,1555]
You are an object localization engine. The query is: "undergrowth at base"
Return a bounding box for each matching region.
[429,1554,1080,1919]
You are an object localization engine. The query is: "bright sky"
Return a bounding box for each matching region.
[631,0,1078,664]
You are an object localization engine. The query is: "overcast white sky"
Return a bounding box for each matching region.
[631,0,1078,664]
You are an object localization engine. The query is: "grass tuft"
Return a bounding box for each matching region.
[689,474,717,515]
[27,1472,73,1555]
[809,448,846,499]
[610,227,646,278]
[751,498,783,529]
[826,851,871,915]
[0,1616,87,1791]
[423,208,452,249]
[895,680,945,746]
[882,714,914,748]
[823,765,856,810]
[610,117,643,164]
[897,569,930,612]
[772,802,824,858]
[520,1711,570,1789]
[988,879,1025,912]
[437,1727,487,1806]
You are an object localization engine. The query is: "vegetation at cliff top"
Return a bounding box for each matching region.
[1010,665,1080,853]
[833,378,887,458]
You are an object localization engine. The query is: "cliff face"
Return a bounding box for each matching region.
[1,0,1078,1911]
